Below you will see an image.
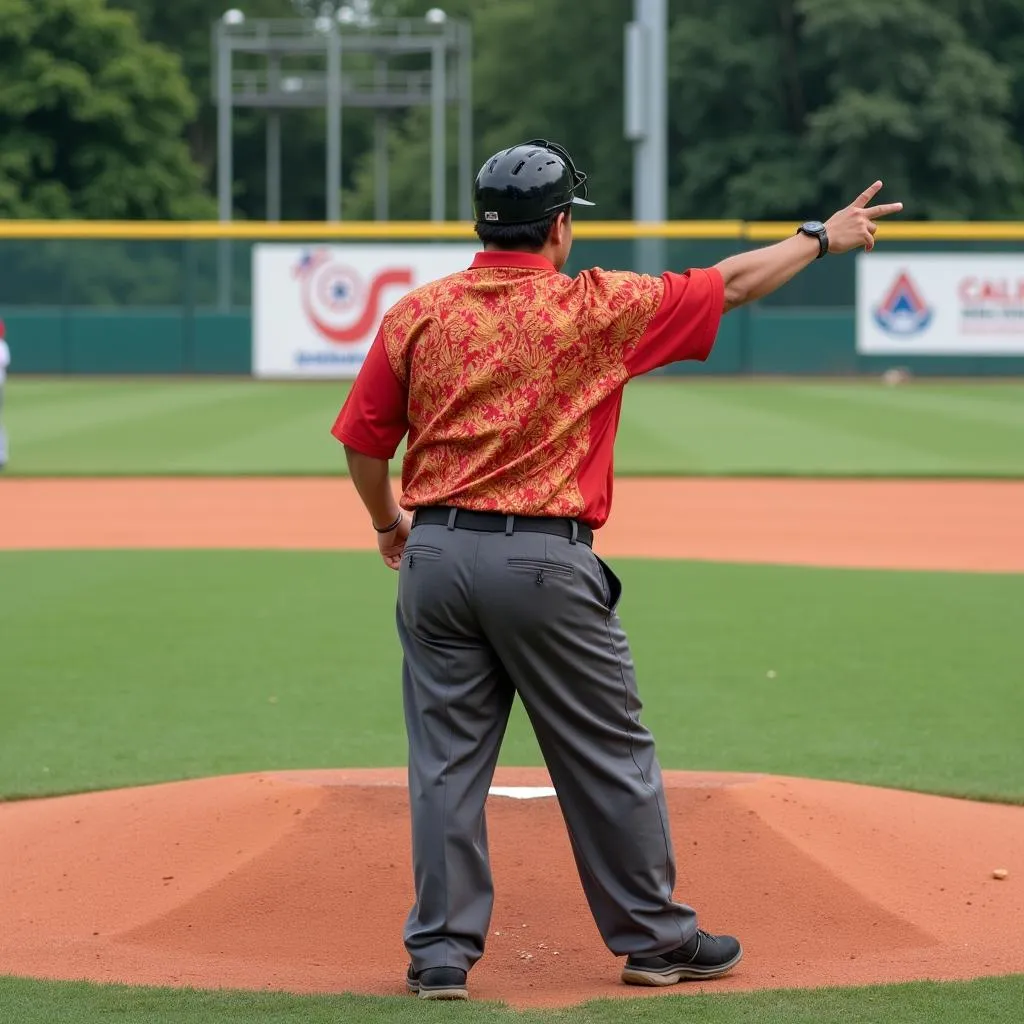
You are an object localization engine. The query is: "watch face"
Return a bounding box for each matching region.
[803,221,825,232]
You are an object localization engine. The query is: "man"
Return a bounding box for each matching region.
[331,139,901,1000]
[0,318,9,470]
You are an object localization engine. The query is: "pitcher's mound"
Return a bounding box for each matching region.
[1,769,1022,1008]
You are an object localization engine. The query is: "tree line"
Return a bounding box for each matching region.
[1,0,1022,222]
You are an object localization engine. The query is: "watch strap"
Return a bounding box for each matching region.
[797,222,828,259]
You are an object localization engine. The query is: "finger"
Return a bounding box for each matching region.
[867,221,878,234]
[851,181,883,208]
[865,201,904,221]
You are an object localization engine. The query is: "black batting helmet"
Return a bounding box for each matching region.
[472,139,595,226]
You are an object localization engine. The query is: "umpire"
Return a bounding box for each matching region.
[331,139,901,1000]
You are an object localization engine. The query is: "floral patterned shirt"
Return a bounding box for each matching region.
[331,251,723,528]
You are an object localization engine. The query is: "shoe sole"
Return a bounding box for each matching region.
[621,946,743,986]
[406,981,469,1001]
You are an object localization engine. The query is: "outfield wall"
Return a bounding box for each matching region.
[2,222,1022,377]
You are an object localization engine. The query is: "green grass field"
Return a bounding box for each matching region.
[2,376,1022,1021]
[3,551,1023,803]
[2,975,1021,1024]
[4,377,1024,477]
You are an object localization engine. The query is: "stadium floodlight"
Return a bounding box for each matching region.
[221,9,245,26]
[425,8,447,24]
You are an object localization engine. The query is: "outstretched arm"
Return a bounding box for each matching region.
[715,181,903,313]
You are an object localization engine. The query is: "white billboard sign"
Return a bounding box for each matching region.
[252,243,478,378]
[856,253,1024,355]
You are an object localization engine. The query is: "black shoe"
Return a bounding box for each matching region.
[621,929,743,986]
[406,964,469,1000]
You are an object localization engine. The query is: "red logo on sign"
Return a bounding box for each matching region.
[292,250,413,345]
[873,270,933,336]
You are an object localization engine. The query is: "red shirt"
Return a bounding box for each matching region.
[331,251,723,529]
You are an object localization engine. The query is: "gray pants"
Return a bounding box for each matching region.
[397,516,696,973]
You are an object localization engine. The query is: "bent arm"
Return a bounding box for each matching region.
[344,446,402,530]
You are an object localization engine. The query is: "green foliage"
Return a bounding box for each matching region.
[666,3,818,220]
[5,0,1024,221]
[344,0,1024,221]
[798,0,1024,218]
[344,0,635,221]
[110,0,378,220]
[0,0,214,219]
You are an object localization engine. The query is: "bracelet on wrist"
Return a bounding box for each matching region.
[374,511,404,534]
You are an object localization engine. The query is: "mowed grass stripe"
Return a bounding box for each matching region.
[7,380,347,474]
[4,378,1024,476]
[0,974,1022,1024]
[747,384,1024,470]
[610,385,946,475]
[2,551,1021,803]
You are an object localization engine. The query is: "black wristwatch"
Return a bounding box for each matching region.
[797,220,829,259]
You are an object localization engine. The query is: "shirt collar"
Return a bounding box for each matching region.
[470,251,557,272]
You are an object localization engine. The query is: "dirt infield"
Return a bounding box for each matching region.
[2,475,1023,1007]
[3,476,1024,570]
[1,769,1021,1008]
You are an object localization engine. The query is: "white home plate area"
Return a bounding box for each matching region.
[489,786,558,799]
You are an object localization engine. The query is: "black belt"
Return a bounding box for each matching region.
[411,506,593,548]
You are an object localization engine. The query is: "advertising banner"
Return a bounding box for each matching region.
[856,253,1024,355]
[252,243,478,378]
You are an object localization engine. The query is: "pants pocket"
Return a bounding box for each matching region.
[401,544,443,569]
[595,554,623,612]
[507,557,575,580]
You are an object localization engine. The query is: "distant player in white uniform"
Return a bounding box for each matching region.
[0,318,9,469]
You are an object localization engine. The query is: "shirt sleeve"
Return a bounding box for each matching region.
[330,329,409,459]
[623,267,724,378]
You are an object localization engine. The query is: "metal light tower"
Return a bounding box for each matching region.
[211,10,473,309]
[213,10,473,225]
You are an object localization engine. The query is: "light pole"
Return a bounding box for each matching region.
[216,9,244,311]
[427,9,448,222]
[625,0,667,275]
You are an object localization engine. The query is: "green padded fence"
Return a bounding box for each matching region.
[1,229,1022,376]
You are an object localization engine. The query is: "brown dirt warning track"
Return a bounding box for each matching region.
[1,476,1023,1007]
